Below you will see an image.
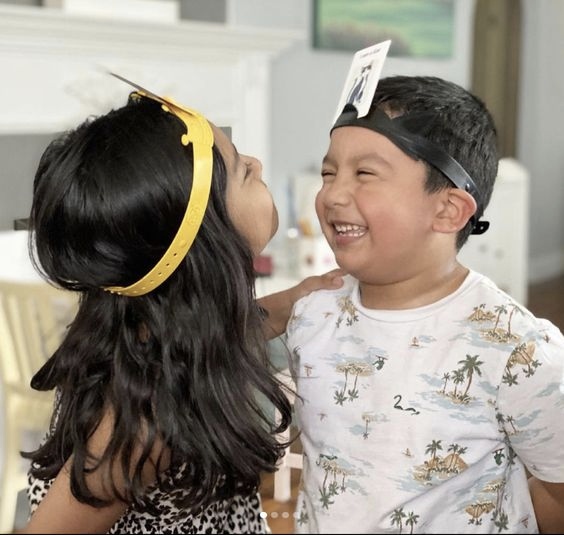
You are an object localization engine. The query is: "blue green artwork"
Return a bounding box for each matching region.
[313,0,455,58]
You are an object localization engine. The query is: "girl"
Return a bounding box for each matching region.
[21,86,340,533]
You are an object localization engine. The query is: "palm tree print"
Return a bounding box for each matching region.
[459,354,484,400]
[502,369,519,387]
[423,439,443,479]
[468,303,495,322]
[500,338,542,386]
[390,507,407,533]
[425,439,443,461]
[405,511,420,534]
[315,454,352,509]
[468,480,507,528]
[507,341,540,378]
[493,304,508,332]
[506,304,524,337]
[441,372,450,393]
[335,296,358,327]
[484,478,507,518]
[361,411,377,439]
[505,415,517,434]
[439,357,484,404]
[493,510,509,532]
[318,485,334,509]
[334,361,377,405]
[477,302,520,343]
[465,501,495,525]
[297,506,308,527]
[389,508,420,534]
[436,367,462,401]
[451,368,466,398]
[412,439,469,483]
[446,443,463,470]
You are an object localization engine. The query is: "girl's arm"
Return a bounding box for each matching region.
[20,408,168,534]
[19,467,128,534]
[258,268,345,339]
[528,477,564,534]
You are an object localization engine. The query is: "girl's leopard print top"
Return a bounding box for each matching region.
[27,468,268,533]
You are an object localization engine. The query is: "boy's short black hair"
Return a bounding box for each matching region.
[372,76,498,249]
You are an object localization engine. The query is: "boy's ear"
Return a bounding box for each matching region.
[433,188,477,233]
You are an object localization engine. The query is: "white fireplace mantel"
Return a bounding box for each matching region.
[0,4,304,180]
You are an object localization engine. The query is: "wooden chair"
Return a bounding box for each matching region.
[0,280,77,532]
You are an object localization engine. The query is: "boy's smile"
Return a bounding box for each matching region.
[317,125,451,289]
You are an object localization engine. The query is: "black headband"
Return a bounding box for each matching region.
[332,105,489,235]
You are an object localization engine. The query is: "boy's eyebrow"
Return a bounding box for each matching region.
[322,151,393,170]
[359,152,393,170]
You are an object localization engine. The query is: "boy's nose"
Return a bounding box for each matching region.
[320,175,352,207]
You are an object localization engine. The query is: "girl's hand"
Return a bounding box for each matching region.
[258,268,346,339]
[291,268,346,301]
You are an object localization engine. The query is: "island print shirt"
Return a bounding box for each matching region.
[285,272,564,534]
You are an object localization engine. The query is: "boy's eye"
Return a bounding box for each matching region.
[320,170,336,180]
[357,169,382,181]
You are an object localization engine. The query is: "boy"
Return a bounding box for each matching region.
[285,75,564,533]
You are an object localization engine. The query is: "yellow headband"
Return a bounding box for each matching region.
[104,77,214,296]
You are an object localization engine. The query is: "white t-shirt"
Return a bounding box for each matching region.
[285,271,564,534]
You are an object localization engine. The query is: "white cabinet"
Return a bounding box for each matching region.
[458,158,529,304]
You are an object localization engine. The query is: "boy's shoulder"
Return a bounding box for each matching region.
[468,270,563,335]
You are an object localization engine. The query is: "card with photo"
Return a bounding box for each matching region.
[332,39,391,124]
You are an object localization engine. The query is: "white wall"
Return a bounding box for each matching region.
[0,0,562,282]
[517,0,564,281]
[0,3,301,230]
[231,0,564,283]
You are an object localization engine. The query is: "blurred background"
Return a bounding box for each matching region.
[0,0,562,292]
[0,2,563,532]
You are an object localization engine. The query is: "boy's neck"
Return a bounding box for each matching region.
[358,262,469,310]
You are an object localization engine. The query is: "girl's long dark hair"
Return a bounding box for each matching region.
[25,95,292,511]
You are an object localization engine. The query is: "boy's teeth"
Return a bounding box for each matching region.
[334,223,366,236]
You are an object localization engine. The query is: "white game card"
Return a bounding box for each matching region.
[332,39,391,125]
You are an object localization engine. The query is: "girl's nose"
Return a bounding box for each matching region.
[250,156,262,173]
[246,156,263,179]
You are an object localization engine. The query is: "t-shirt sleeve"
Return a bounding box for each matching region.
[496,318,564,482]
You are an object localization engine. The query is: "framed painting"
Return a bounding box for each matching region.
[312,0,455,58]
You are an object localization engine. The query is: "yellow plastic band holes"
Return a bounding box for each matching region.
[104,91,214,296]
